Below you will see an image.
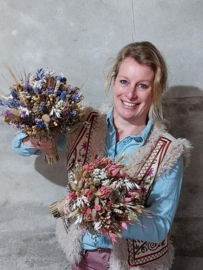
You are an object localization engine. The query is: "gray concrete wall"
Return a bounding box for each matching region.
[0,1,203,269]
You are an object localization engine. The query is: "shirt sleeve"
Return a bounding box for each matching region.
[122,156,184,243]
[12,131,67,156]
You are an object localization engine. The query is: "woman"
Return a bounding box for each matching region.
[12,41,192,270]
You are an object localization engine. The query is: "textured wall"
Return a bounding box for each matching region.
[0,1,203,269]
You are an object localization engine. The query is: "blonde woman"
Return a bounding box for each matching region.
[12,41,191,270]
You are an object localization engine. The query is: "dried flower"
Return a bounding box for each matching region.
[0,68,84,164]
[56,156,148,242]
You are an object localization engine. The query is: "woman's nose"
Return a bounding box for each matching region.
[125,86,137,100]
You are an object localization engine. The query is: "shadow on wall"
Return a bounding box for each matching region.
[34,150,68,187]
[163,86,203,258]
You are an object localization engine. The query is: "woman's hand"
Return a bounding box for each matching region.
[23,135,57,151]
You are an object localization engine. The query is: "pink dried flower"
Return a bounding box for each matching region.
[124,197,133,203]
[85,208,92,216]
[94,205,101,211]
[108,232,117,243]
[121,221,128,230]
[83,164,89,170]
[106,200,113,207]
[83,164,94,171]
[127,191,140,199]
[99,186,110,198]
[68,191,77,201]
[106,219,111,224]
[84,189,91,198]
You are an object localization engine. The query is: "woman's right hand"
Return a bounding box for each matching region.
[23,136,57,151]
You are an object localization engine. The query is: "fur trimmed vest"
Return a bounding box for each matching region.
[56,107,192,270]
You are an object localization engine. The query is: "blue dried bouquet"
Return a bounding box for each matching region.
[0,68,84,164]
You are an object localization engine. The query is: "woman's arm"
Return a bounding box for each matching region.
[122,156,184,243]
[12,131,67,156]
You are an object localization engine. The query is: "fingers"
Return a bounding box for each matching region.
[24,136,55,150]
[35,140,54,150]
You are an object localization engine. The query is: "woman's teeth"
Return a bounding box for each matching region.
[123,101,137,107]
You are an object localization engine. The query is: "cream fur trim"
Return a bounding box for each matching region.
[56,219,82,267]
[109,238,129,270]
[126,125,192,179]
[157,137,193,178]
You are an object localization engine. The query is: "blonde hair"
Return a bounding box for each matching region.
[105,41,167,123]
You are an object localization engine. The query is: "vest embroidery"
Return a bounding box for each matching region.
[67,111,99,172]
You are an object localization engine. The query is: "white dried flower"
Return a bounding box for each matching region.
[75,214,83,224]
[124,178,140,190]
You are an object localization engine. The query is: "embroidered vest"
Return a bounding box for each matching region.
[67,111,99,171]
[66,112,172,267]
[127,137,171,267]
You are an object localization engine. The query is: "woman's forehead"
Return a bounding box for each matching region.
[118,57,154,81]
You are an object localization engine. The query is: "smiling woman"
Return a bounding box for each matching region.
[11,41,192,270]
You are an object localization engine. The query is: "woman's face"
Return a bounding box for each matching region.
[113,57,154,125]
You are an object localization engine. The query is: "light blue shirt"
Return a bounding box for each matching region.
[12,107,183,248]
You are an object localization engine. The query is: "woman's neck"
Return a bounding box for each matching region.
[113,116,147,142]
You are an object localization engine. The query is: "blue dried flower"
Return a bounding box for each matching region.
[10,89,18,98]
[70,110,76,116]
[71,93,80,103]
[9,101,19,107]
[25,82,32,92]
[37,122,46,129]
[48,87,54,94]
[55,75,62,81]
[0,99,3,106]
[60,91,67,100]
[36,68,45,81]
[39,104,45,111]
[56,90,62,96]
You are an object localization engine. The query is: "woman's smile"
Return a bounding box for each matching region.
[122,100,139,108]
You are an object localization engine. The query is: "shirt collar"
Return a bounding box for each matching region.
[106,106,153,144]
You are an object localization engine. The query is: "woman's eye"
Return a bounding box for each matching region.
[138,84,148,90]
[120,80,128,85]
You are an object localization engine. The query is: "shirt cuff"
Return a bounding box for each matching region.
[12,131,42,156]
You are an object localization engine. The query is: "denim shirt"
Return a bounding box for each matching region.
[12,108,183,249]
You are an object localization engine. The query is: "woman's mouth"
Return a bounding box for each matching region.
[122,101,139,108]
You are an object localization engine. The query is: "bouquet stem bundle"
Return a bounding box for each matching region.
[50,198,65,218]
[44,144,59,165]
